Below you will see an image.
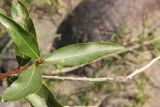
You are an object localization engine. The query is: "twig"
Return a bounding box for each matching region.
[0,60,44,79]
[2,39,160,80]
[42,55,160,82]
[42,75,128,82]
[10,55,160,82]
[0,64,31,79]
[127,56,160,79]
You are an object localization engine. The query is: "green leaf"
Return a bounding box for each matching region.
[2,64,42,101]
[44,42,125,66]
[26,94,48,107]
[0,9,6,15]
[11,0,36,36]
[18,0,32,9]
[26,83,63,107]
[0,13,40,60]
[35,83,63,107]
[11,0,37,65]
[15,45,31,66]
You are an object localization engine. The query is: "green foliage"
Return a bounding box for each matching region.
[11,0,36,36]
[36,83,63,107]
[26,94,48,107]
[2,64,42,101]
[18,0,32,8]
[0,13,40,60]
[45,42,125,66]
[26,83,63,107]
[11,0,37,65]
[0,0,125,106]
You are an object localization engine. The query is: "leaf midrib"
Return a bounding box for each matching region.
[17,32,39,59]
[0,13,39,60]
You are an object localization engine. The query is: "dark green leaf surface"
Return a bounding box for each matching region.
[45,42,125,66]
[2,64,42,101]
[11,0,36,36]
[16,46,31,66]
[0,13,40,60]
[16,0,32,8]
[11,1,37,65]
[36,83,63,107]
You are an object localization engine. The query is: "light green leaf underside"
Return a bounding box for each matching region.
[26,94,48,107]
[36,83,63,107]
[2,64,42,101]
[45,42,125,66]
[0,13,40,60]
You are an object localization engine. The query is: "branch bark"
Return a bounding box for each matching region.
[42,56,160,82]
[1,39,160,81]
[42,75,128,82]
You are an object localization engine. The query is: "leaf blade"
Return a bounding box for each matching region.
[26,94,48,107]
[35,83,63,107]
[11,0,36,37]
[11,0,37,65]
[16,46,31,66]
[2,64,42,101]
[45,42,125,66]
[0,13,40,60]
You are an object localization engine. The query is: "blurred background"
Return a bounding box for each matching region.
[1,0,160,107]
